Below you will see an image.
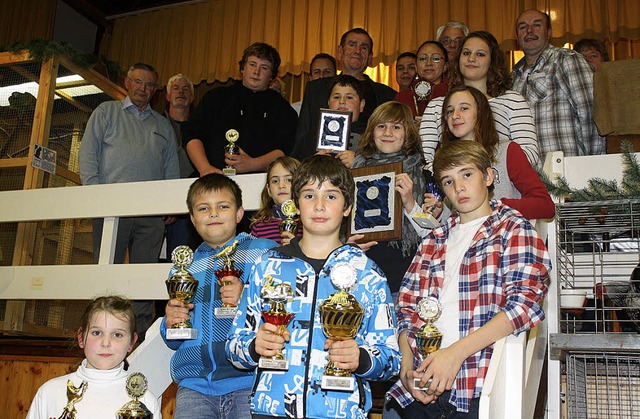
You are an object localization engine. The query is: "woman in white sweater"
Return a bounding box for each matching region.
[419,30,540,167]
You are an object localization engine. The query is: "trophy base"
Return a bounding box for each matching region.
[322,374,355,391]
[412,212,439,229]
[414,377,433,390]
[258,356,289,370]
[166,328,198,340]
[215,306,238,318]
[223,167,236,176]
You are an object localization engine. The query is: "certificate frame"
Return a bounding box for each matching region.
[348,162,403,242]
[316,108,352,152]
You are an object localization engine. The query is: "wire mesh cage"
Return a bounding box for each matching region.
[566,352,640,419]
[0,52,125,337]
[555,199,640,334]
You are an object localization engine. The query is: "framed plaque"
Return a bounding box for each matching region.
[317,108,352,152]
[348,162,402,242]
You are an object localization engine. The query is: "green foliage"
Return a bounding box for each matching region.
[3,39,124,83]
[541,141,640,202]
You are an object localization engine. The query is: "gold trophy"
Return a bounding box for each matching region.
[414,296,443,390]
[319,262,364,391]
[165,245,199,340]
[223,129,239,175]
[58,380,88,419]
[259,275,295,370]
[214,240,242,318]
[279,199,299,236]
[116,372,153,419]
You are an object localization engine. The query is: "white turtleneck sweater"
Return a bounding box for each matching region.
[26,359,162,419]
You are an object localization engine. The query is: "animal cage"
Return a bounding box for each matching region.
[566,352,640,419]
[555,199,640,334]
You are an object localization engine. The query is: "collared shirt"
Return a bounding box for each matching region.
[388,201,550,412]
[512,45,605,157]
[122,96,152,117]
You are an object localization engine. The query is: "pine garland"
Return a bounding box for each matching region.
[3,39,124,82]
[540,141,640,202]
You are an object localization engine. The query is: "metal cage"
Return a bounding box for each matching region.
[566,352,640,419]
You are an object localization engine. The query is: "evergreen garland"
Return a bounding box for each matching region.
[540,141,640,202]
[3,39,124,83]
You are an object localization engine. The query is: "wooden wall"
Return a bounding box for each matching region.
[0,351,178,418]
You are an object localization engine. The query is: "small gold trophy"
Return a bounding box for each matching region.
[259,276,295,370]
[223,129,239,175]
[116,372,153,419]
[279,199,299,236]
[165,245,199,340]
[319,262,364,391]
[414,296,443,390]
[214,240,242,318]
[58,380,88,419]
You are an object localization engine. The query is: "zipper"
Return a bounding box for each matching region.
[301,261,321,419]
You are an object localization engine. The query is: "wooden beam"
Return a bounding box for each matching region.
[0,50,33,65]
[54,165,81,184]
[57,55,126,100]
[0,157,28,168]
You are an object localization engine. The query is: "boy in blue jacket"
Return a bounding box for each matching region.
[226,155,400,418]
[162,174,276,419]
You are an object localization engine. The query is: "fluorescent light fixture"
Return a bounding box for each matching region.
[0,74,103,106]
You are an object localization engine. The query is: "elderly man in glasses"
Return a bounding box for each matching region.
[436,21,469,61]
[79,62,179,337]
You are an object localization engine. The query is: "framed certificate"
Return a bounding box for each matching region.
[317,108,352,152]
[348,162,402,242]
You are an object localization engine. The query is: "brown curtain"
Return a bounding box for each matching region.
[0,0,56,48]
[102,0,640,92]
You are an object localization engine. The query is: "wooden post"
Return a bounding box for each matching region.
[8,56,59,332]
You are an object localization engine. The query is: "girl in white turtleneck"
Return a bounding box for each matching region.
[26,296,162,419]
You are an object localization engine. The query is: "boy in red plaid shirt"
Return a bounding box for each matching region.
[388,140,550,417]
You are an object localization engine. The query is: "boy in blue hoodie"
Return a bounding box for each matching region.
[162,174,276,419]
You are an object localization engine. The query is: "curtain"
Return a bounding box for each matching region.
[102,0,640,90]
[0,0,55,48]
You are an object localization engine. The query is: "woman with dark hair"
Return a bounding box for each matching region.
[395,41,450,120]
[419,31,540,167]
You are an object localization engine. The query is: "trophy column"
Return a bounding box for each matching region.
[165,246,199,340]
[223,129,239,176]
[319,263,364,391]
[116,372,153,419]
[413,297,443,390]
[214,240,242,318]
[259,276,295,370]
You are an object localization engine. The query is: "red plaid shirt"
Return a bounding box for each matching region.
[389,201,550,412]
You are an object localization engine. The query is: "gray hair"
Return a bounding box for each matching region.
[166,73,194,94]
[127,63,158,82]
[436,21,469,40]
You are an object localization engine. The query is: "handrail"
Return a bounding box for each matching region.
[0,175,266,299]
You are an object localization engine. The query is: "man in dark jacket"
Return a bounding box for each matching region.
[292,28,396,159]
[183,42,297,175]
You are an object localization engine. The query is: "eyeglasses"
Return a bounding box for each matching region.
[128,77,156,90]
[439,37,464,46]
[418,54,444,63]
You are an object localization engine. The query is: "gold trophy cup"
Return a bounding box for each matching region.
[214,240,242,318]
[165,245,199,340]
[259,276,295,370]
[116,372,153,419]
[58,379,88,419]
[223,129,239,175]
[279,199,299,236]
[414,296,443,390]
[319,262,364,391]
